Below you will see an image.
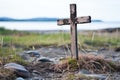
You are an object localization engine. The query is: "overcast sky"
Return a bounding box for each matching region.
[0,0,120,21]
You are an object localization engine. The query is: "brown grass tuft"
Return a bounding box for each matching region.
[54,54,119,73]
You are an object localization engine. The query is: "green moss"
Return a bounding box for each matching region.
[64,74,75,80]
[68,59,78,71]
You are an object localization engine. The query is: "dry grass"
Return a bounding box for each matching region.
[54,54,119,73]
[0,68,16,80]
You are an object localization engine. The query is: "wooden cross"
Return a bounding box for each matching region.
[57,4,91,60]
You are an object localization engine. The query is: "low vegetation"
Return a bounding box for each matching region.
[0,27,119,79]
[0,27,119,63]
[0,27,119,49]
[54,54,120,73]
[0,47,28,65]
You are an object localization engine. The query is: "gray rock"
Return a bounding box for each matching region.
[79,69,107,80]
[115,47,120,52]
[4,63,30,78]
[79,72,106,80]
[84,74,107,80]
[79,69,91,74]
[19,50,41,63]
[98,47,108,51]
[16,77,25,80]
[39,47,69,58]
[25,50,40,58]
[38,57,52,62]
[112,57,120,63]
[32,76,44,80]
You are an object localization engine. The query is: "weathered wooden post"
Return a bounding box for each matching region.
[70,4,78,60]
[57,4,91,60]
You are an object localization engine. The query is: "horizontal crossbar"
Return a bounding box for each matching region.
[57,16,91,26]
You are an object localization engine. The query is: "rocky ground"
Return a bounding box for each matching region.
[1,46,120,80]
[20,46,120,80]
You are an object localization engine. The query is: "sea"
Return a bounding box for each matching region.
[0,21,120,31]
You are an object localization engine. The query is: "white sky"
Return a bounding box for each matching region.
[0,0,120,21]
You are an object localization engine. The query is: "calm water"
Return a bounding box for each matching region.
[0,21,120,30]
